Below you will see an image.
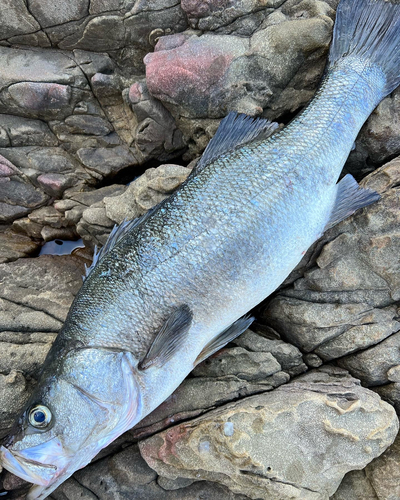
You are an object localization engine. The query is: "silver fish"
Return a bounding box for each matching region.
[1,0,400,498]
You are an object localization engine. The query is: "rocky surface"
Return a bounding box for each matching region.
[140,367,398,500]
[1,0,400,499]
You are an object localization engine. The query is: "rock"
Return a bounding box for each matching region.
[27,0,90,29]
[73,164,192,248]
[0,228,39,264]
[128,81,186,161]
[262,158,400,382]
[77,145,139,176]
[232,329,307,376]
[333,433,400,500]
[0,370,30,434]
[0,255,84,381]
[103,164,192,223]
[140,367,398,500]
[54,444,248,500]
[0,0,40,39]
[145,1,334,127]
[191,347,281,380]
[0,114,58,147]
[331,470,377,500]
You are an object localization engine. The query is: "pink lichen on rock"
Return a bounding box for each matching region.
[8,82,72,111]
[144,34,248,117]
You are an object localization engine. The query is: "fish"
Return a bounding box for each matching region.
[1,0,400,498]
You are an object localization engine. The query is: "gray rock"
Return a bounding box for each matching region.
[0,255,84,379]
[0,0,40,40]
[0,114,58,147]
[334,433,400,500]
[192,347,281,380]
[140,367,398,500]
[28,0,90,29]
[77,145,139,176]
[0,370,30,434]
[233,329,307,376]
[128,81,186,161]
[0,228,39,264]
[331,470,378,500]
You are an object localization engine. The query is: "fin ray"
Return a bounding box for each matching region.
[325,174,380,231]
[194,315,255,366]
[194,112,278,173]
[139,305,193,370]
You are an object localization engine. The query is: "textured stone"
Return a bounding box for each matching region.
[0,0,40,40]
[0,370,30,434]
[103,164,192,223]
[192,347,281,380]
[77,145,139,176]
[128,81,186,161]
[0,229,39,264]
[145,4,333,123]
[0,114,58,147]
[28,0,90,29]
[140,367,398,500]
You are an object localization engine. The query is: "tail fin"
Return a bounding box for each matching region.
[328,0,400,96]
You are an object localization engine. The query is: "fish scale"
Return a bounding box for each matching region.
[1,1,400,498]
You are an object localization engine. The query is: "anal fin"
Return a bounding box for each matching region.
[194,315,254,366]
[139,305,193,370]
[325,174,380,231]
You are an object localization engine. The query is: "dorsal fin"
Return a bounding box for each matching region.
[194,112,278,173]
[139,304,193,370]
[83,194,175,281]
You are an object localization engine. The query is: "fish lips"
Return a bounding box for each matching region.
[0,437,72,487]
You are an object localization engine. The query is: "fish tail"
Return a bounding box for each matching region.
[328,0,400,97]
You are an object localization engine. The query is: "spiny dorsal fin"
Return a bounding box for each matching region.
[194,315,255,366]
[194,112,279,173]
[325,174,380,231]
[139,304,193,370]
[83,200,169,281]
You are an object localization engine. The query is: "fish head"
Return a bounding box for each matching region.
[0,347,141,499]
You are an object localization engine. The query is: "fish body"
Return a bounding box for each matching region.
[1,0,400,498]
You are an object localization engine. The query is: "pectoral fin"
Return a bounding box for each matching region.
[194,315,255,366]
[325,174,380,231]
[139,305,193,370]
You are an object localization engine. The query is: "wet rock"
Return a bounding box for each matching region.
[262,158,400,383]
[140,367,398,500]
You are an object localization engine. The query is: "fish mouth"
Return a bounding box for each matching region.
[0,445,56,486]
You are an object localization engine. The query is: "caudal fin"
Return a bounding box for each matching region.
[328,0,400,96]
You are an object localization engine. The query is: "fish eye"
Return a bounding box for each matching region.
[28,405,52,428]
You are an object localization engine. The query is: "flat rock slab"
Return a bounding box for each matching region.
[140,367,398,500]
